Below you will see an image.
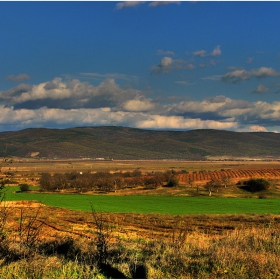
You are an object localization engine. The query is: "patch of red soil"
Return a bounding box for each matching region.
[177,168,280,184]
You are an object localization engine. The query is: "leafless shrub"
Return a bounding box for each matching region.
[90,205,112,266]
[17,204,44,252]
[0,203,44,263]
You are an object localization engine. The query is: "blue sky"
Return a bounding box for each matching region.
[1,1,280,132]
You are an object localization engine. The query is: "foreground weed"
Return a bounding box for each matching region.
[90,205,112,266]
[17,204,44,250]
[0,256,105,279]
[206,227,280,278]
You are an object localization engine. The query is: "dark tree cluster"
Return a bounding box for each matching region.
[241,178,271,192]
[40,170,178,193]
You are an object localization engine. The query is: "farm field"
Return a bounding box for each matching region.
[178,168,280,182]
[1,159,280,278]
[5,158,280,189]
[3,159,280,214]
[4,186,280,215]
[1,199,280,278]
[4,158,280,175]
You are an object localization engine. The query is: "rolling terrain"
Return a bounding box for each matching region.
[0,126,280,160]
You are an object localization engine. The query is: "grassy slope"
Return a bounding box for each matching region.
[1,126,280,159]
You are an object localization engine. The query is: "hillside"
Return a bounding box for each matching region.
[0,126,280,160]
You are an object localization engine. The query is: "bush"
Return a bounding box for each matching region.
[244,178,270,192]
[19,184,29,192]
[166,177,179,187]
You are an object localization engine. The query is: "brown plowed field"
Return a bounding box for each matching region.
[177,168,280,184]
[4,203,280,243]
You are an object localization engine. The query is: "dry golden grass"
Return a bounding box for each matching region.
[0,200,44,207]
[1,202,280,278]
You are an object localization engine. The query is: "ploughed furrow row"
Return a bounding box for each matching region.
[177,169,280,183]
[229,170,239,178]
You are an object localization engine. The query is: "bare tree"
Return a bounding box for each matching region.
[204,179,223,196]
[221,173,232,188]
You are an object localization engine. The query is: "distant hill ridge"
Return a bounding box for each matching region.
[0,126,279,160]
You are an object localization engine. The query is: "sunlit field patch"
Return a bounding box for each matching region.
[4,186,280,215]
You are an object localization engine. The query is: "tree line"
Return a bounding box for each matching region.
[40,170,179,193]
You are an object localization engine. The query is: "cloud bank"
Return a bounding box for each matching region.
[0,77,280,132]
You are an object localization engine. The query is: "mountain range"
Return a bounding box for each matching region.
[0,126,279,160]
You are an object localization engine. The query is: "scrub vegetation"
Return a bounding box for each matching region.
[1,199,280,279]
[1,126,280,160]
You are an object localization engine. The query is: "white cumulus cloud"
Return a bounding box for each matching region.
[222,67,280,83]
[193,50,207,57]
[151,57,195,74]
[252,84,269,94]
[210,45,221,57]
[6,73,31,82]
[123,98,155,112]
[116,1,144,10]
[136,114,237,130]
[250,125,268,132]
[193,45,221,57]
[149,1,181,7]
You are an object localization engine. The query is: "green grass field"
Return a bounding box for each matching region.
[3,186,280,215]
